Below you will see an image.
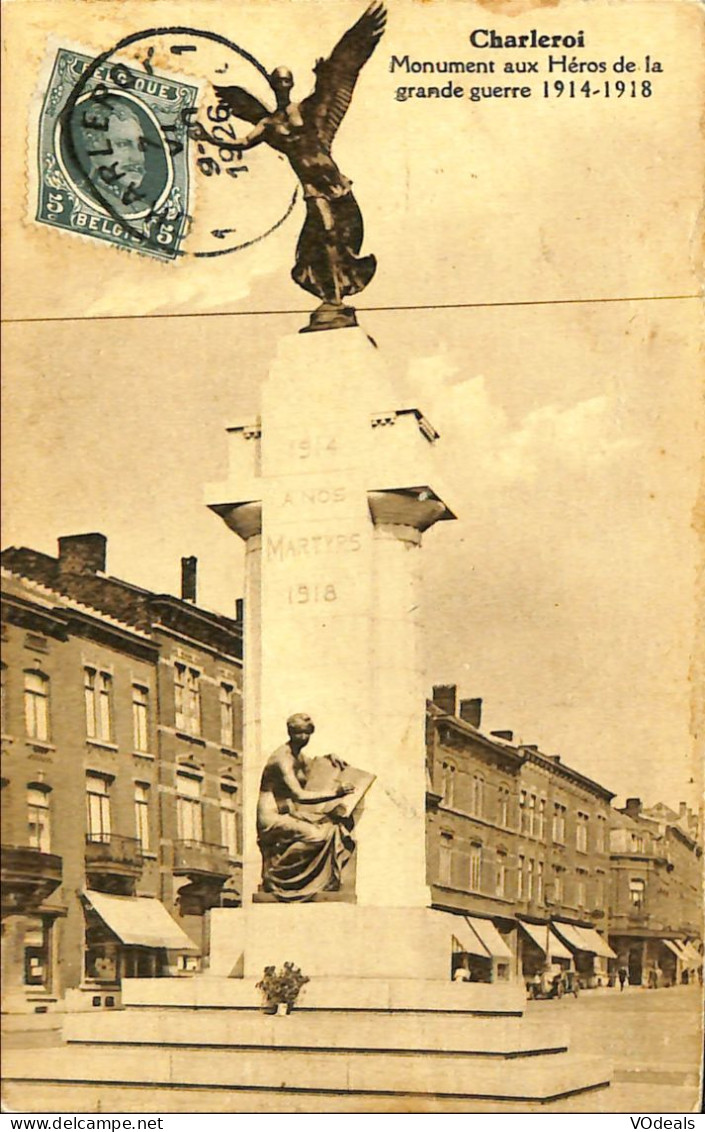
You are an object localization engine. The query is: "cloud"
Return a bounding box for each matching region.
[407,354,638,497]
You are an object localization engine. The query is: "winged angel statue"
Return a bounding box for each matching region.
[213,2,386,331]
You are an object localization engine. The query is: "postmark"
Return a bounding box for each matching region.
[34,30,299,261]
[37,49,198,260]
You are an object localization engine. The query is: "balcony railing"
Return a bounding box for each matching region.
[85,833,142,872]
[172,840,230,879]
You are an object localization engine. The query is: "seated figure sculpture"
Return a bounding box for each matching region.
[256,713,357,901]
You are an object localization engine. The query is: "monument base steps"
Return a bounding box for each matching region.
[2,978,611,1109]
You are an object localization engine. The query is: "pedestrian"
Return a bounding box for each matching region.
[618,966,628,992]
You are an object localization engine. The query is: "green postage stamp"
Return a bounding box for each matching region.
[36,48,198,260]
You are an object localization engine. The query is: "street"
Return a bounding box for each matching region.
[522,983,704,1113]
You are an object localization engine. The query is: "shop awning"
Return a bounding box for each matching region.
[576,926,616,959]
[552,921,588,952]
[84,890,200,952]
[447,915,489,958]
[548,929,574,960]
[466,916,513,960]
[520,921,572,960]
[661,939,683,958]
[679,942,703,966]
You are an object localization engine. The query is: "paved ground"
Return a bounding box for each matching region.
[520,983,704,1113]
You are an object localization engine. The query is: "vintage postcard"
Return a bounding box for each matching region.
[1,0,703,1118]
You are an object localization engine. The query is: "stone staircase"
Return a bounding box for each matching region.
[2,977,612,1112]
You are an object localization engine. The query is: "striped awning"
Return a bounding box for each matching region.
[466,916,513,960]
[520,921,572,960]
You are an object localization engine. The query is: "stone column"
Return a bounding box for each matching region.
[207,327,454,913]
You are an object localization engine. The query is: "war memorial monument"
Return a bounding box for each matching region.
[11,3,612,1109]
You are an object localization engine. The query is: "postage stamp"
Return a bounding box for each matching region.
[36,48,198,260]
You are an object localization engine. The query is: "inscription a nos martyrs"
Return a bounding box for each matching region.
[267,533,361,560]
[282,487,346,506]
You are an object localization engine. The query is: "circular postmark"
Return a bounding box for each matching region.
[57,27,298,259]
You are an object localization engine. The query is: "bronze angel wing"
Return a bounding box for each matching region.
[212,85,272,125]
[300,1,387,151]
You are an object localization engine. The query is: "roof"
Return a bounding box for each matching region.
[1,568,152,641]
[519,745,615,803]
[1,545,242,659]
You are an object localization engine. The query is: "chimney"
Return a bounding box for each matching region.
[491,729,514,742]
[181,556,197,603]
[58,533,106,576]
[432,684,456,716]
[625,797,642,819]
[459,698,482,728]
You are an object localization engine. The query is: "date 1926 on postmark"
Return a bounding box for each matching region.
[36,48,198,261]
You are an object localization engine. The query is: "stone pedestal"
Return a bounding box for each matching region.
[206,327,454,923]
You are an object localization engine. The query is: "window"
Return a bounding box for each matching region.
[471,774,485,817]
[441,761,456,807]
[220,782,238,857]
[595,871,605,910]
[176,772,203,842]
[527,857,535,901]
[517,854,525,898]
[497,785,510,827]
[496,850,507,897]
[86,774,111,842]
[552,803,566,844]
[630,832,644,853]
[438,832,453,886]
[23,917,51,989]
[629,877,646,910]
[519,790,530,834]
[575,871,587,908]
[24,671,49,741]
[174,665,201,735]
[537,797,547,840]
[27,786,51,852]
[595,814,606,853]
[528,793,537,836]
[220,684,235,748]
[576,812,589,853]
[553,866,563,903]
[84,668,112,741]
[536,859,544,904]
[134,783,150,852]
[132,684,149,752]
[469,843,482,891]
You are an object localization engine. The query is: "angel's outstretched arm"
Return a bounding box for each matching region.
[235,121,267,151]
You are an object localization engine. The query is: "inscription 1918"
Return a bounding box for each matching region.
[288,584,337,604]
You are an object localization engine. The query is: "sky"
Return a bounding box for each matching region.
[2,0,703,811]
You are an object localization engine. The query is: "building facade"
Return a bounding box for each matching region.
[1,535,243,1013]
[427,684,616,989]
[609,798,703,987]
